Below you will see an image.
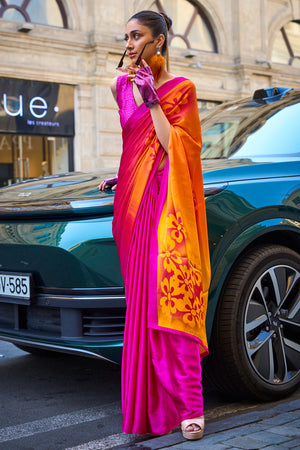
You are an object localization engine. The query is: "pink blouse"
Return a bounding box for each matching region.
[116,75,138,129]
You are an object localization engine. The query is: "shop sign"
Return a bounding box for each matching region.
[0,78,74,136]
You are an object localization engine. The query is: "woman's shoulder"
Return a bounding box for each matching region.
[111,74,128,87]
[174,76,197,93]
[110,77,118,102]
[111,75,118,89]
[160,75,195,92]
[175,76,194,86]
[165,74,194,84]
[165,77,197,103]
[111,74,128,103]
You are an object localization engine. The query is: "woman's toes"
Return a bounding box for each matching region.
[186,423,201,432]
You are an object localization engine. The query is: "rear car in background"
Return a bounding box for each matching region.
[0,87,299,401]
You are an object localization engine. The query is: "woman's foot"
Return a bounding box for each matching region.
[181,416,204,440]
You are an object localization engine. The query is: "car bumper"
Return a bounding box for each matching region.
[0,287,125,363]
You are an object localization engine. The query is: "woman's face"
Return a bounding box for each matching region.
[125,19,157,65]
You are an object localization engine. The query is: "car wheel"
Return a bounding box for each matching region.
[208,244,300,401]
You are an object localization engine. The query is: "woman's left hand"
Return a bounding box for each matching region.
[98,175,118,191]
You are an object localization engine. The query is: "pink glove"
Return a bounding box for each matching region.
[134,66,160,108]
[104,174,118,187]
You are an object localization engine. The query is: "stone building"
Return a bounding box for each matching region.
[0,0,299,186]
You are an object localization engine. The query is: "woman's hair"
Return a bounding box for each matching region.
[128,10,172,56]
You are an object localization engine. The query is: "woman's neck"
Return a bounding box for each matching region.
[155,69,174,88]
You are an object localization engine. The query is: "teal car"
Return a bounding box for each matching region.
[0,87,299,401]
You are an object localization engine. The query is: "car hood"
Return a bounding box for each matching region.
[0,160,298,217]
[0,170,116,217]
[202,159,300,184]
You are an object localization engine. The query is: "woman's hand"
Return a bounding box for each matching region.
[98,175,118,191]
[130,61,160,108]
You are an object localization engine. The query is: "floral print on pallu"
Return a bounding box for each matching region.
[166,212,187,243]
[182,291,205,328]
[162,91,189,116]
[162,236,182,273]
[178,263,204,324]
[176,264,194,296]
[159,212,205,332]
[160,275,185,315]
[144,128,161,170]
[143,88,191,170]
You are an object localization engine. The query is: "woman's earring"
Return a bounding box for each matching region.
[149,47,165,81]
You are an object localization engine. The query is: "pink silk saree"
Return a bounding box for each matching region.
[113,76,211,435]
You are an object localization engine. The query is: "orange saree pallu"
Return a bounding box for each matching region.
[113,75,211,435]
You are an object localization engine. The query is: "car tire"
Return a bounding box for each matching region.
[208,244,300,401]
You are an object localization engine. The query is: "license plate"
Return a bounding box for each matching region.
[0,272,31,301]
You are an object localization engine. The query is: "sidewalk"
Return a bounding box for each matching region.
[116,397,300,449]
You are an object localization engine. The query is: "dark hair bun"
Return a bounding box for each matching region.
[160,12,172,31]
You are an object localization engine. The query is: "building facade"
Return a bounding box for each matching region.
[0,0,299,186]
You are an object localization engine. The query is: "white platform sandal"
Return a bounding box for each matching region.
[181,416,204,440]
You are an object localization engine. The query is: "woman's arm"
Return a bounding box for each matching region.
[111,77,118,104]
[132,62,171,152]
[149,103,170,153]
[98,77,119,191]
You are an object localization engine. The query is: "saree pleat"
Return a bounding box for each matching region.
[122,172,203,435]
[148,329,203,433]
[121,175,154,433]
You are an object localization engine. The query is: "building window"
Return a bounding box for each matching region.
[271,20,300,68]
[0,0,68,28]
[154,0,217,52]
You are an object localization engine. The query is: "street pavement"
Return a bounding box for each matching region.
[1,341,299,449]
[114,396,300,450]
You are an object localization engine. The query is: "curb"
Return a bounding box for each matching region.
[115,398,300,449]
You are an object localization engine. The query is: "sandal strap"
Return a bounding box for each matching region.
[181,416,204,430]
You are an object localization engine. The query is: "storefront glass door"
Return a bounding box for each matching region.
[0,134,71,187]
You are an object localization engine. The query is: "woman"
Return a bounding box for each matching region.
[99,10,211,440]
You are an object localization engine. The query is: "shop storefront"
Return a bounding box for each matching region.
[0,78,74,187]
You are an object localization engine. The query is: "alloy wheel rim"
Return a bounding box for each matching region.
[244,264,300,385]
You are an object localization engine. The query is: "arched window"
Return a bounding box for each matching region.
[0,0,68,28]
[271,20,300,68]
[154,0,217,52]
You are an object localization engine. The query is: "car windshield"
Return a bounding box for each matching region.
[201,96,300,162]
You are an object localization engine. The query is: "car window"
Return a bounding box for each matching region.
[201,100,300,162]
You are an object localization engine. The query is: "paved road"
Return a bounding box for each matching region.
[119,397,300,449]
[0,340,298,449]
